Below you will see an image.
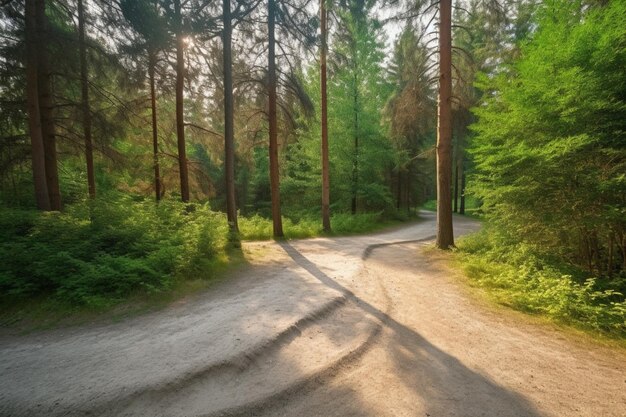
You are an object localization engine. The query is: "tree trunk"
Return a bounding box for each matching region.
[453,157,458,213]
[351,72,359,215]
[607,232,614,277]
[267,0,283,237]
[148,50,161,202]
[436,0,454,249]
[36,0,60,210]
[405,167,411,214]
[174,0,190,202]
[396,169,402,210]
[320,0,331,232]
[25,0,50,210]
[78,0,95,199]
[223,0,238,232]
[459,171,466,215]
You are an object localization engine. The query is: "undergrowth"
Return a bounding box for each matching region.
[238,211,403,240]
[455,229,626,338]
[0,197,229,308]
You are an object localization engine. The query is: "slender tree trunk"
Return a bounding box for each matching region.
[607,232,614,277]
[36,0,60,210]
[148,50,161,202]
[267,0,283,237]
[619,232,626,271]
[223,0,238,232]
[351,72,359,215]
[320,0,331,232]
[459,171,466,215]
[405,167,411,214]
[174,0,190,202]
[436,0,454,249]
[78,0,95,199]
[396,169,402,210]
[453,157,459,213]
[25,0,50,210]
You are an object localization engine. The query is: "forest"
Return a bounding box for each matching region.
[0,0,624,336]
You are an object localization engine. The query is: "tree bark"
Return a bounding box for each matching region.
[223,0,238,232]
[436,0,454,249]
[396,169,402,210]
[320,0,331,232]
[453,156,458,213]
[25,0,50,210]
[78,0,95,199]
[36,0,60,210]
[174,0,190,202]
[268,0,283,237]
[148,50,161,202]
[351,72,359,215]
[459,171,466,215]
[405,166,411,214]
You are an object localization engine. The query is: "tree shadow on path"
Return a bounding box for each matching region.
[278,241,544,417]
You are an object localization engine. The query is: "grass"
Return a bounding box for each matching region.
[238,211,410,240]
[452,229,626,339]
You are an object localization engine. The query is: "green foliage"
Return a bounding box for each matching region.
[463,0,626,337]
[0,197,228,307]
[456,229,626,337]
[469,0,626,276]
[283,1,400,215]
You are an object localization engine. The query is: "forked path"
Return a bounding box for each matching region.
[1,213,625,416]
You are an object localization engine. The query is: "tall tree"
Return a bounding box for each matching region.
[174,0,190,202]
[267,0,283,237]
[36,0,61,209]
[332,0,391,215]
[223,0,239,231]
[320,0,331,231]
[470,0,626,275]
[148,47,161,201]
[119,0,168,202]
[436,0,454,249]
[25,0,50,210]
[78,0,96,198]
[385,26,435,213]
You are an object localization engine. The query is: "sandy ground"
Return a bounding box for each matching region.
[1,212,625,417]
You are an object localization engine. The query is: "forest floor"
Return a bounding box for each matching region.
[1,212,625,417]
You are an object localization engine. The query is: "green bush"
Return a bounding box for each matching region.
[0,197,228,306]
[456,229,626,337]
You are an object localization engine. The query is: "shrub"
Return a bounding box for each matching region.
[0,197,228,306]
[456,229,626,337]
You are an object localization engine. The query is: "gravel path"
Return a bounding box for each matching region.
[1,212,624,417]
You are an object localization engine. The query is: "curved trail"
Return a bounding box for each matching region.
[1,213,625,416]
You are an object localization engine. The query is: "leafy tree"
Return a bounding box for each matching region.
[333,0,393,214]
[470,0,626,277]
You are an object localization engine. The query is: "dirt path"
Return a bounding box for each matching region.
[1,212,625,417]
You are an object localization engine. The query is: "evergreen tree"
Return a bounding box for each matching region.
[470,0,626,276]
